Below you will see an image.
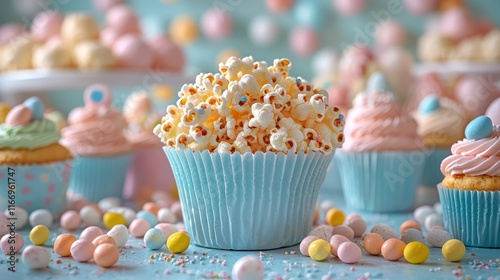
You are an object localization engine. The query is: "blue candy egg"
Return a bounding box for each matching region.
[366,72,390,92]
[143,228,166,250]
[419,96,441,114]
[293,0,325,30]
[137,210,157,228]
[23,97,45,120]
[465,116,493,140]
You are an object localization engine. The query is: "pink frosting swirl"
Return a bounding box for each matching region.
[343,91,423,152]
[441,125,500,176]
[61,106,131,156]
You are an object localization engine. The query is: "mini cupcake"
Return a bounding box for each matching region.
[438,116,500,248]
[414,96,467,187]
[61,84,132,202]
[154,56,345,250]
[123,92,176,202]
[335,72,425,212]
[0,97,72,216]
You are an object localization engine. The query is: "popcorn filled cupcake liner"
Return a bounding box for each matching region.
[165,148,334,250]
[321,153,342,191]
[335,150,424,212]
[0,160,72,217]
[420,148,451,187]
[437,184,500,248]
[68,153,133,202]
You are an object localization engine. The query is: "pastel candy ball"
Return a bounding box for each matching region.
[92,235,116,247]
[266,0,295,13]
[112,34,154,69]
[1,233,24,253]
[424,213,444,231]
[337,242,362,264]
[403,0,437,15]
[60,210,81,231]
[401,228,425,244]
[157,208,177,224]
[399,220,422,234]
[29,209,53,228]
[312,48,338,75]
[79,205,101,226]
[289,27,320,56]
[332,225,354,241]
[334,0,366,15]
[98,197,121,212]
[167,231,190,254]
[94,0,123,12]
[107,224,129,247]
[404,241,430,264]
[248,15,279,46]
[79,226,103,242]
[31,11,63,42]
[155,223,178,239]
[23,97,45,120]
[363,233,384,255]
[370,224,399,241]
[149,36,185,73]
[486,98,500,124]
[0,23,26,45]
[329,234,349,256]
[169,15,199,45]
[201,9,233,40]
[375,20,408,49]
[325,208,345,226]
[109,206,136,225]
[345,217,366,237]
[129,218,150,238]
[300,236,319,256]
[70,239,95,262]
[456,77,498,119]
[442,239,466,262]
[4,207,28,229]
[30,225,50,245]
[94,243,119,267]
[54,233,77,257]
[427,229,452,247]
[105,4,140,35]
[137,210,157,227]
[293,1,325,29]
[413,205,434,224]
[366,72,390,93]
[419,96,441,115]
[440,7,477,41]
[465,116,493,140]
[22,245,51,269]
[308,225,334,241]
[0,103,11,123]
[103,212,126,229]
[381,238,406,261]
[144,228,166,250]
[5,105,32,126]
[231,255,264,280]
[308,239,331,261]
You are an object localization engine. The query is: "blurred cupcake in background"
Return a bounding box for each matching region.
[44,108,68,132]
[123,92,176,203]
[61,84,132,202]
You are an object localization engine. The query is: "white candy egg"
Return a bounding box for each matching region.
[22,245,51,269]
[29,209,53,227]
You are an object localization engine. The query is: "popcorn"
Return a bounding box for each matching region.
[154,56,345,154]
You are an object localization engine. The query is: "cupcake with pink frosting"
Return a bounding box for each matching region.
[122,92,176,202]
[335,72,424,212]
[438,115,499,247]
[61,84,132,202]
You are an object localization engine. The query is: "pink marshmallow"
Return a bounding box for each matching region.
[149,35,185,73]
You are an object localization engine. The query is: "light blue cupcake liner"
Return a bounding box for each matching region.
[0,160,72,217]
[321,153,342,191]
[437,184,500,248]
[164,148,334,250]
[420,148,451,187]
[335,150,424,213]
[68,153,133,203]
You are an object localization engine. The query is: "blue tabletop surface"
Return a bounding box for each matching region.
[3,188,500,280]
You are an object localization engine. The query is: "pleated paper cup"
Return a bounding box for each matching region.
[1,160,72,217]
[68,153,133,203]
[420,148,451,187]
[335,150,424,213]
[437,184,500,248]
[321,153,342,191]
[164,148,334,250]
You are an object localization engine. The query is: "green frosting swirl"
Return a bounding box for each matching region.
[0,119,61,150]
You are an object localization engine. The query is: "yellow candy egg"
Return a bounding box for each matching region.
[29,225,50,246]
[442,239,466,262]
[103,212,126,229]
[308,239,331,261]
[325,208,345,226]
[167,232,190,253]
[403,241,430,264]
[0,103,11,123]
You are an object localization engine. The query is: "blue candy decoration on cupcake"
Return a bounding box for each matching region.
[23,97,45,120]
[419,95,441,115]
[465,116,493,140]
[366,72,390,92]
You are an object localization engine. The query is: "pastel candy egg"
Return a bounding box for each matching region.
[31,11,63,42]
[337,242,362,264]
[266,0,295,13]
[334,0,366,15]
[5,105,32,126]
[113,34,154,69]
[94,0,123,12]
[109,206,136,225]
[79,226,103,242]
[330,234,349,256]
[413,205,434,224]
[442,239,466,262]
[300,236,319,256]
[70,239,95,262]
[155,223,178,239]
[433,202,442,214]
[169,15,199,45]
[381,238,406,261]
[456,77,498,119]
[399,220,422,234]
[231,255,264,280]
[129,218,150,238]
[166,231,190,254]
[170,201,183,221]
[22,245,51,269]
[370,224,399,240]
[107,224,129,247]
[401,228,425,244]
[23,97,44,120]
[465,116,493,140]
[308,225,334,241]
[424,213,444,231]
[92,235,116,247]
[308,239,331,261]
[345,216,366,237]
[486,98,500,124]
[363,233,384,255]
[419,95,441,114]
[157,208,177,224]
[325,208,345,226]
[403,0,437,15]
[248,15,280,46]
[54,233,77,257]
[30,225,50,245]
[201,9,233,40]
[427,229,452,247]
[137,210,157,228]
[366,72,390,93]
[98,197,121,212]
[29,209,53,228]
[293,0,325,29]
[1,233,24,253]
[332,225,354,241]
[79,205,101,226]
[144,228,166,250]
[60,210,81,231]
[0,103,11,123]
[289,26,320,56]
[103,212,126,229]
[94,243,119,267]
[105,4,140,35]
[403,241,430,264]
[143,202,161,216]
[4,207,28,229]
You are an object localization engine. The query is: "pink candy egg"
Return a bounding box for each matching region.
[486,98,500,124]
[345,216,366,237]
[5,105,32,126]
[1,233,24,254]
[106,4,140,35]
[231,256,264,280]
[170,202,183,221]
[31,11,63,43]
[70,239,96,262]
[308,225,334,241]
[300,236,319,256]
[266,0,295,13]
[330,234,349,256]
[100,27,124,48]
[201,9,233,40]
[337,242,362,263]
[440,7,477,41]
[332,225,354,241]
[371,224,399,240]
[60,210,81,231]
[22,245,50,269]
[455,76,499,120]
[149,35,185,73]
[375,20,407,49]
[155,223,178,240]
[79,226,103,242]
[334,0,365,15]
[403,0,437,15]
[399,220,422,234]
[94,0,123,12]
[0,23,26,45]
[113,34,153,69]
[129,218,150,238]
[92,235,116,246]
[289,27,320,56]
